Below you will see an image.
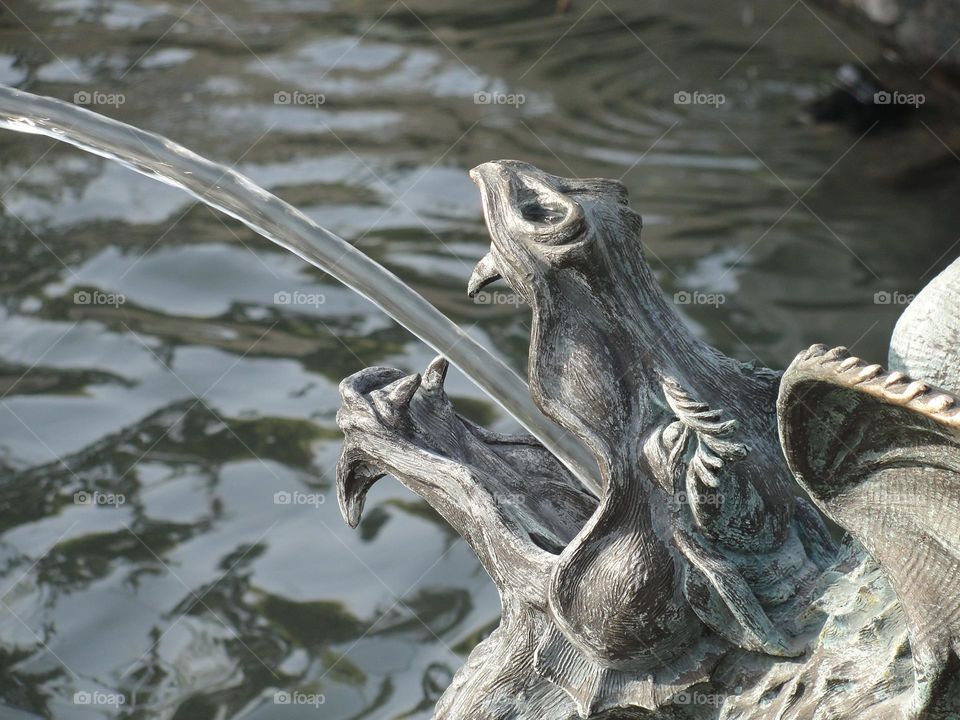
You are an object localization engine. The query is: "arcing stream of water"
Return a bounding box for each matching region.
[0,85,600,495]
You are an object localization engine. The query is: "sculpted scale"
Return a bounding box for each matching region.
[336,161,960,718]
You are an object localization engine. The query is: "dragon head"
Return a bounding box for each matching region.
[467,159,637,306]
[467,160,656,462]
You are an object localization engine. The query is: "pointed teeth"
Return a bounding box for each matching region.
[423,356,449,392]
[372,373,421,417]
[467,252,502,298]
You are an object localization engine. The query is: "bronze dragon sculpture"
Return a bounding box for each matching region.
[335,161,960,719]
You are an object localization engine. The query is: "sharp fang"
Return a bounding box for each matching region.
[467,252,502,298]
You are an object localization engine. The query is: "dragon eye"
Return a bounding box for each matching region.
[519,197,566,224]
[511,182,585,243]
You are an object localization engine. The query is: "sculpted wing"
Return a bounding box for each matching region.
[777,344,960,714]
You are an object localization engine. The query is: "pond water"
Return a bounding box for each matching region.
[0,0,957,718]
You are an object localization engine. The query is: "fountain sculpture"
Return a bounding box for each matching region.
[0,87,956,719]
[336,161,960,718]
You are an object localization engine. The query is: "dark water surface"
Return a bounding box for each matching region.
[0,1,957,718]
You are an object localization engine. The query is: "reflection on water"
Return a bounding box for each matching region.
[0,0,958,717]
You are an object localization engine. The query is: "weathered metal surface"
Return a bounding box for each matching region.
[336,161,960,719]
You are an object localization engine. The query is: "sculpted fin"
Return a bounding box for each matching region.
[778,344,960,714]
